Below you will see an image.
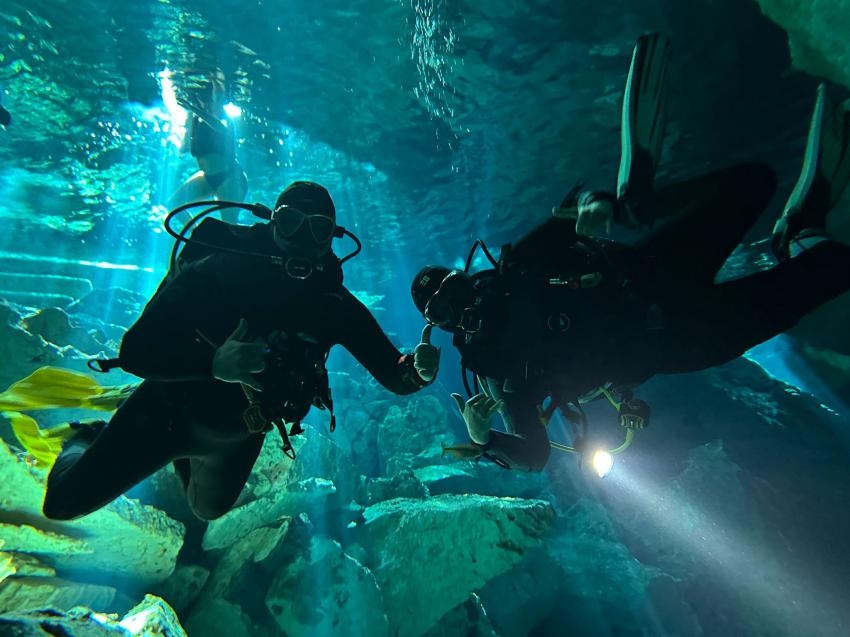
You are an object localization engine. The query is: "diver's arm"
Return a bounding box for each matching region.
[177,98,228,132]
[335,290,431,395]
[118,263,220,381]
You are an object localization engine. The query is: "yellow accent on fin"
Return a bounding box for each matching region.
[441,443,485,460]
[0,366,137,467]
[5,412,78,468]
[0,366,135,412]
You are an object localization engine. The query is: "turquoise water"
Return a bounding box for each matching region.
[1,1,850,636]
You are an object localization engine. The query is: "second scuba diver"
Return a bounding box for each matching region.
[170,69,247,224]
[411,34,850,472]
[41,181,440,520]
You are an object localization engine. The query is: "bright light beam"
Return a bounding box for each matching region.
[607,465,849,635]
[157,67,187,148]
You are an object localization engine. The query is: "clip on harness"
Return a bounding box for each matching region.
[240,383,336,460]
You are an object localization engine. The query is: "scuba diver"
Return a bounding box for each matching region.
[40,181,440,520]
[411,34,850,472]
[170,69,247,224]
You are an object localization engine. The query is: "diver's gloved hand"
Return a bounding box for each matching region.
[450,392,503,445]
[618,397,650,430]
[576,196,615,236]
[414,324,440,382]
[212,318,266,391]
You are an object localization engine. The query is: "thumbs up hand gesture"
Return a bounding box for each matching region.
[414,324,440,383]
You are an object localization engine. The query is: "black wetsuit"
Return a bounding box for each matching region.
[456,163,850,471]
[43,224,426,520]
[189,113,244,191]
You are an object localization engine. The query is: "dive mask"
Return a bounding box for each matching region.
[424,270,481,333]
[272,205,337,244]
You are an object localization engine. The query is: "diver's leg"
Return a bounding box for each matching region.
[480,397,551,472]
[42,381,184,520]
[649,241,850,373]
[636,163,778,284]
[183,433,264,520]
[213,165,248,225]
[169,171,212,207]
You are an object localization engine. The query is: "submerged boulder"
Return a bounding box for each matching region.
[21,307,109,356]
[377,395,454,475]
[355,495,555,637]
[0,301,93,393]
[202,477,336,551]
[755,0,850,89]
[422,594,499,637]
[265,537,390,637]
[0,439,184,604]
[0,594,187,637]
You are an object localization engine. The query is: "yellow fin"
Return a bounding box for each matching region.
[441,443,485,460]
[0,366,135,412]
[5,412,76,468]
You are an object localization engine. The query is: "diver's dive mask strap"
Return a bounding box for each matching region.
[163,199,363,270]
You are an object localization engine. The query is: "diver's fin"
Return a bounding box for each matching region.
[441,442,485,460]
[8,415,104,468]
[773,84,850,259]
[0,366,135,412]
[616,33,671,226]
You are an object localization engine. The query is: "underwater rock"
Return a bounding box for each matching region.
[0,576,122,617]
[244,425,355,502]
[202,519,294,600]
[0,593,186,637]
[0,607,120,637]
[327,370,407,477]
[265,537,390,637]
[0,439,184,592]
[755,0,850,88]
[118,595,187,636]
[377,395,454,475]
[184,598,259,637]
[355,495,555,637]
[476,547,567,637]
[65,287,146,328]
[281,425,360,503]
[422,594,499,637]
[202,477,336,551]
[203,424,361,551]
[0,300,93,392]
[188,519,303,637]
[149,565,209,616]
[475,500,652,637]
[21,307,108,356]
[414,461,549,499]
[357,469,429,506]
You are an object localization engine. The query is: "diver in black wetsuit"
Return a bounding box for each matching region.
[411,83,850,472]
[171,69,247,224]
[42,181,440,520]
